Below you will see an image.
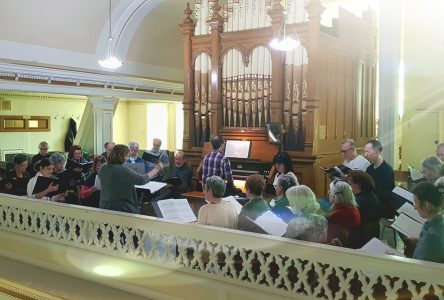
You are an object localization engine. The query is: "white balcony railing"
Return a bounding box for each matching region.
[0,193,443,299]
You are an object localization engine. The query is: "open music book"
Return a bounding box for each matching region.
[392,186,414,204]
[141,151,160,163]
[397,202,426,224]
[223,195,243,214]
[32,176,67,197]
[134,181,166,193]
[65,160,93,172]
[391,213,423,238]
[152,198,197,223]
[253,210,288,236]
[359,237,405,257]
[320,165,352,178]
[408,164,424,181]
[94,175,101,190]
[224,140,251,158]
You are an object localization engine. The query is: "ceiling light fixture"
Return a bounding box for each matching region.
[98,0,123,69]
[269,9,301,52]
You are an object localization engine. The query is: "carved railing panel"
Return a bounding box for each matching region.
[1,195,443,299]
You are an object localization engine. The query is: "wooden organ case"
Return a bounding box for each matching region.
[181,0,377,196]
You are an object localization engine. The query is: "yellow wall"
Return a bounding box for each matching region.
[113,100,129,145]
[401,75,444,169]
[113,100,181,152]
[0,92,87,157]
[0,92,183,159]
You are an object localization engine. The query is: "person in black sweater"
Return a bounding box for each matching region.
[153,151,192,201]
[364,140,395,218]
[348,170,381,246]
[27,141,51,177]
[1,154,30,196]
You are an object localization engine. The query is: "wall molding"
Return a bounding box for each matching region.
[0,62,184,102]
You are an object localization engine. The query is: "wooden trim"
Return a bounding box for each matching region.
[0,115,51,132]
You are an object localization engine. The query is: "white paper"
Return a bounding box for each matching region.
[397,202,426,224]
[254,210,288,236]
[156,198,197,223]
[94,175,101,190]
[391,214,423,238]
[359,237,405,257]
[223,196,243,214]
[224,140,251,158]
[392,186,414,204]
[135,181,167,193]
[408,165,424,181]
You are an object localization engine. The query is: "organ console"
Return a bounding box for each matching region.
[195,128,279,190]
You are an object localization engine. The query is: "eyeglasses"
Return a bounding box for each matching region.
[340,148,352,153]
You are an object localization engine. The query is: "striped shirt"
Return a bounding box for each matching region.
[202,150,233,184]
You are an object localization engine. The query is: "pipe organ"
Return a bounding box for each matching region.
[181,0,377,196]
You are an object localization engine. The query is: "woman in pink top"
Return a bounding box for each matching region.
[198,176,238,229]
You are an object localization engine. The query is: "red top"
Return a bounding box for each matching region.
[327,203,361,229]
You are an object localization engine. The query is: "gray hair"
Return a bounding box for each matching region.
[128,141,139,149]
[341,138,356,149]
[422,156,444,175]
[333,181,357,207]
[277,173,297,192]
[49,152,66,165]
[286,185,320,214]
[205,176,226,198]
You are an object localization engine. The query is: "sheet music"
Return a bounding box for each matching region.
[156,198,197,222]
[254,210,288,236]
[397,203,426,224]
[359,238,405,257]
[224,140,250,158]
[94,175,101,190]
[391,214,423,238]
[223,196,243,214]
[392,186,414,204]
[135,181,167,193]
[408,165,424,181]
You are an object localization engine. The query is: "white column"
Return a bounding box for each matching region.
[89,97,119,155]
[378,0,402,166]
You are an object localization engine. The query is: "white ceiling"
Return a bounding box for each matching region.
[0,0,442,82]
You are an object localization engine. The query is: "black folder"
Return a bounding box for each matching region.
[65,160,93,172]
[320,165,352,178]
[165,177,182,186]
[32,176,59,195]
[142,152,160,163]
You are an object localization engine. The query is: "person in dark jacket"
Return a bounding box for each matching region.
[348,170,381,246]
[1,154,30,196]
[27,141,50,177]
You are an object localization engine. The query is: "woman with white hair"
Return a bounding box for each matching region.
[326,181,361,244]
[284,185,327,243]
[421,156,444,184]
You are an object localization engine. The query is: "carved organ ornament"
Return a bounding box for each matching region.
[187,0,309,150]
